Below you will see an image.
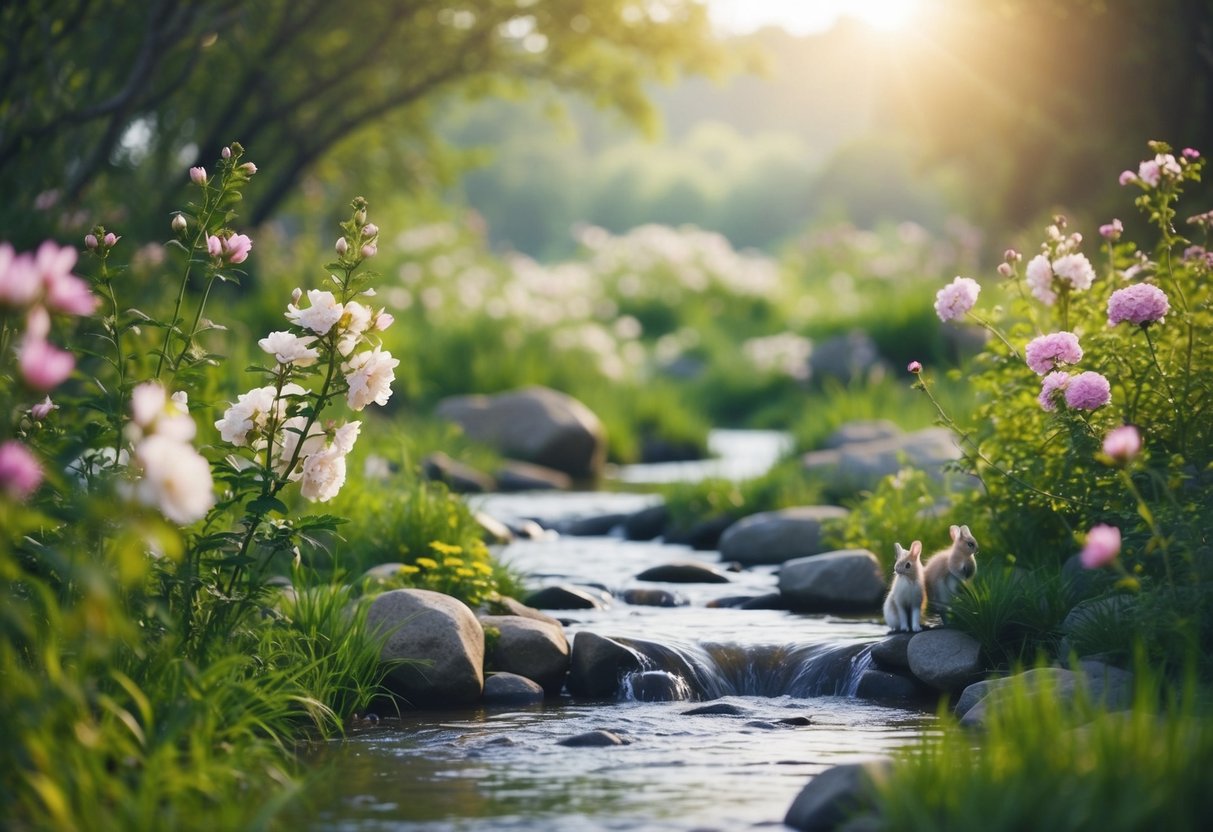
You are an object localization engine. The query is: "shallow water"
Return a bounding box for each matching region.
[300,435,932,831]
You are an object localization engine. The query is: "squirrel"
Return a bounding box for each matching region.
[882,540,925,633]
[922,524,978,614]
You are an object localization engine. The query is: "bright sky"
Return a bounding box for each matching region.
[706,0,922,35]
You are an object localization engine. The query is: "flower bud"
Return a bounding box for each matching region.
[84,234,99,250]
[221,146,232,159]
[907,360,922,374]
[30,396,55,420]
[361,243,377,258]
[103,232,118,248]
[354,209,367,225]
[1183,147,1201,161]
[206,235,223,257]
[1099,219,1124,241]
[1003,248,1021,263]
[1119,170,1137,186]
[996,263,1014,278]
[291,287,303,305]
[374,310,395,331]
[336,237,349,256]
[363,223,379,238]
[189,166,207,185]
[241,162,257,175]
[172,213,188,233]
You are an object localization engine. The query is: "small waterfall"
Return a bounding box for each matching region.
[612,636,875,702]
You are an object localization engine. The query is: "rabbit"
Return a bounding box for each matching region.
[923,524,978,614]
[882,540,925,632]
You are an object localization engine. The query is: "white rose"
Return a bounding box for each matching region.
[285,289,344,335]
[134,435,214,524]
[342,347,399,411]
[258,330,319,366]
[299,445,347,502]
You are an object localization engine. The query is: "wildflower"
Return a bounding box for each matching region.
[298,443,348,502]
[85,233,98,250]
[336,238,349,256]
[1102,425,1142,462]
[221,146,232,159]
[1038,371,1071,412]
[933,276,981,322]
[222,233,252,264]
[189,166,207,185]
[1080,524,1121,569]
[35,241,97,315]
[286,289,344,335]
[132,434,214,524]
[206,235,223,257]
[336,301,374,356]
[19,335,74,390]
[0,440,43,502]
[214,384,299,447]
[276,416,327,477]
[1183,147,1201,161]
[1051,253,1096,292]
[416,557,439,570]
[1064,371,1111,410]
[1118,170,1137,186]
[1025,331,1083,375]
[1099,219,1123,241]
[1107,284,1169,327]
[996,263,1014,278]
[1025,254,1056,305]
[361,243,378,259]
[373,309,394,331]
[907,360,922,374]
[128,381,195,443]
[258,330,320,366]
[343,346,399,411]
[30,396,56,420]
[0,243,41,306]
[103,232,119,248]
[240,162,257,175]
[363,223,379,238]
[1004,249,1022,263]
[172,213,188,233]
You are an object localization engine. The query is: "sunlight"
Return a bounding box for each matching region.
[708,0,922,36]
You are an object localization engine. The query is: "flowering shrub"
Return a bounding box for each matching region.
[911,141,1213,672]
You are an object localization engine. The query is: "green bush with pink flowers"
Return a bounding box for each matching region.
[904,141,1213,674]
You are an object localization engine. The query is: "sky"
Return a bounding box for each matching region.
[705,0,923,36]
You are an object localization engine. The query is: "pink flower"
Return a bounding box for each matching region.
[223,233,252,264]
[30,396,56,420]
[206,235,223,257]
[907,360,922,374]
[0,440,43,502]
[1004,249,1022,263]
[19,337,75,390]
[103,232,119,248]
[1064,371,1111,410]
[1080,524,1121,568]
[34,243,98,316]
[84,234,99,250]
[1025,254,1056,305]
[1102,425,1142,462]
[0,243,41,306]
[363,223,379,237]
[1038,371,1070,412]
[1099,219,1123,241]
[240,162,257,175]
[1118,170,1138,186]
[189,166,207,185]
[933,276,981,321]
[1025,331,1083,375]
[1107,284,1169,327]
[361,243,377,259]
[1138,158,1162,187]
[373,309,394,331]
[996,263,1014,278]
[1183,147,1201,160]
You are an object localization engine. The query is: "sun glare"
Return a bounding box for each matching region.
[708,0,923,37]
[853,0,920,31]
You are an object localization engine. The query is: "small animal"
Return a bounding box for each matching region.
[923,524,978,613]
[882,540,925,633]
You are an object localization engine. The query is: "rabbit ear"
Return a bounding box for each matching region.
[961,525,971,537]
[909,540,922,559]
[949,524,960,541]
[894,542,907,558]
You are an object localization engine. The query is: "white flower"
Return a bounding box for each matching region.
[343,347,399,411]
[1025,254,1056,305]
[285,289,344,335]
[1052,253,1095,292]
[276,415,327,478]
[299,445,347,502]
[331,420,361,455]
[215,384,304,447]
[258,330,319,366]
[133,435,214,524]
[336,300,374,356]
[129,381,196,443]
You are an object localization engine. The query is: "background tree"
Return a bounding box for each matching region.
[0,0,726,245]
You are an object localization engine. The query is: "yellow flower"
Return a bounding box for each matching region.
[455,567,475,578]
[473,561,494,575]
[415,557,438,570]
[429,540,463,556]
[443,557,464,568]
[398,564,420,575]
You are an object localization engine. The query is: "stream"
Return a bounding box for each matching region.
[298,432,933,831]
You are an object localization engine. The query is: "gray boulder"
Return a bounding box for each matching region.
[778,549,886,613]
[623,504,670,541]
[494,460,573,491]
[821,420,902,449]
[620,588,686,607]
[482,672,545,706]
[869,633,914,672]
[803,427,967,493]
[957,661,1134,728]
[720,506,850,566]
[635,562,731,584]
[479,614,569,693]
[436,386,606,480]
[785,760,891,832]
[558,729,628,747]
[525,584,610,610]
[484,596,563,628]
[367,589,484,706]
[854,669,931,705]
[567,632,644,698]
[906,629,985,692]
[422,451,495,493]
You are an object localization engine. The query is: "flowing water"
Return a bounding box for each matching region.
[299,432,933,831]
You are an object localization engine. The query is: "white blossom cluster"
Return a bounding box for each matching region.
[127,382,215,524]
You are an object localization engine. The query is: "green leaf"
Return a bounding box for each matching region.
[247,496,289,516]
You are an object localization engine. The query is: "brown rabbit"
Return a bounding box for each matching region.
[923,524,978,613]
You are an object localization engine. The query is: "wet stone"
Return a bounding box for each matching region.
[621,588,686,608]
[558,729,628,748]
[869,633,914,672]
[525,584,609,610]
[682,703,749,716]
[635,562,731,584]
